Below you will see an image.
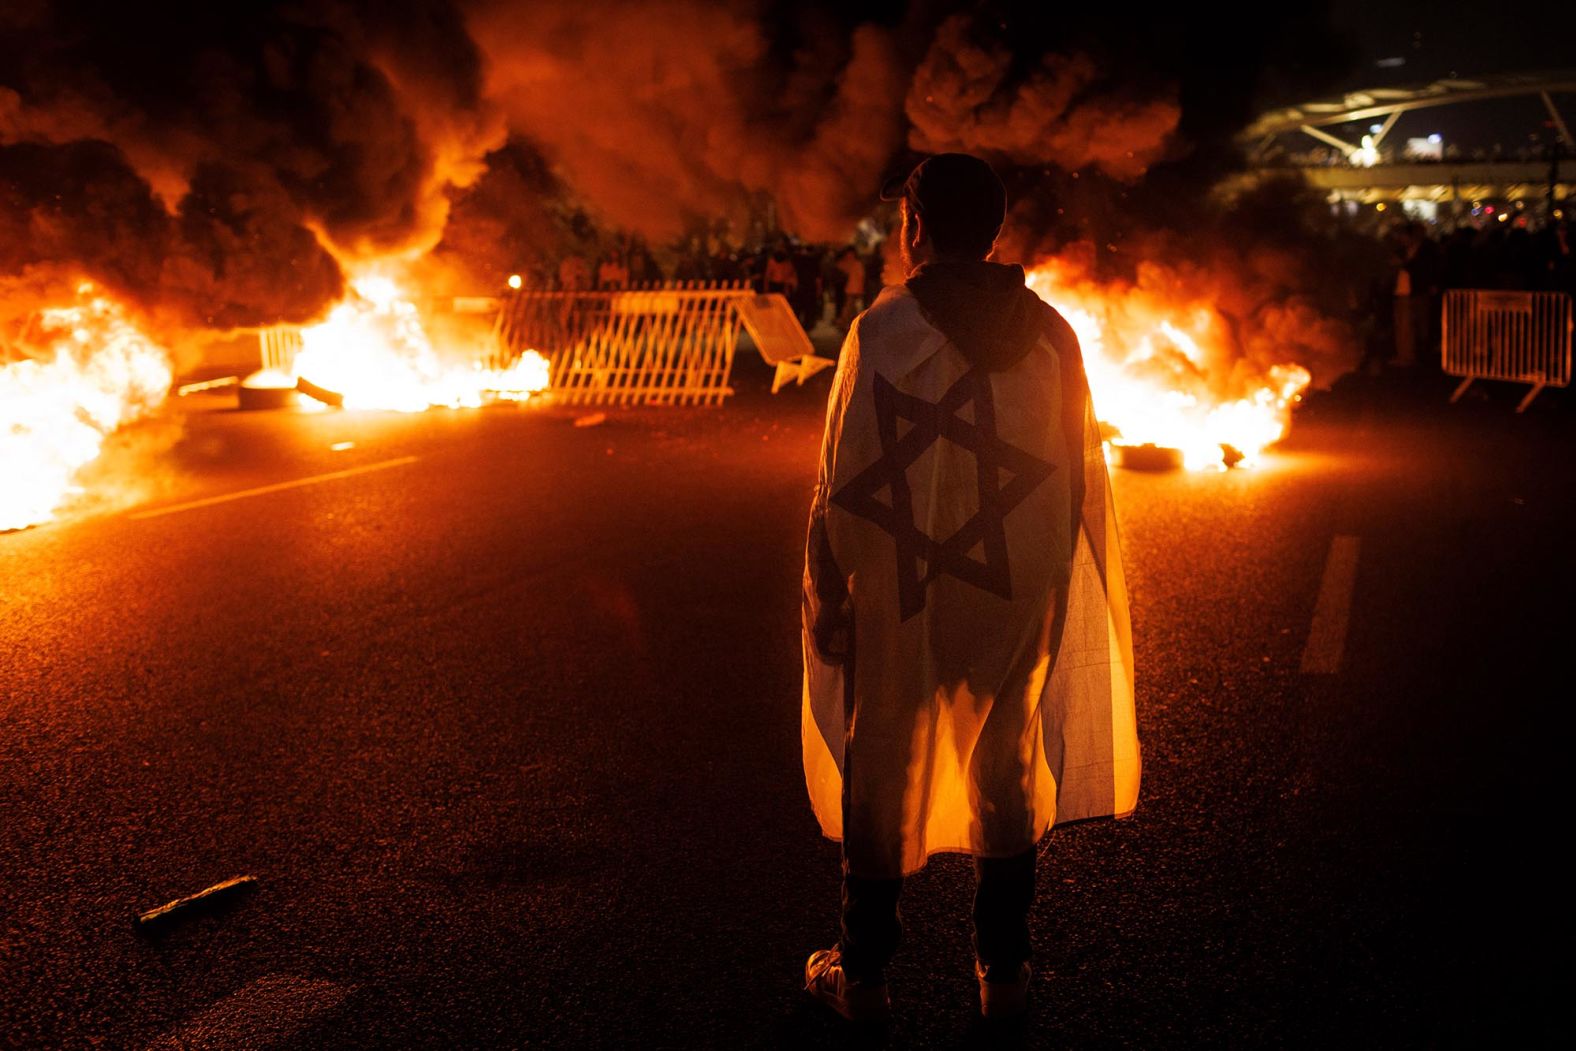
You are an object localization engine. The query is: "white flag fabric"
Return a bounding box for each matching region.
[801,276,1139,878]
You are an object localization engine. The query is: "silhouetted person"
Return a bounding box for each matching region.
[1391,222,1440,368]
[629,240,663,285]
[557,253,590,292]
[834,246,868,331]
[1547,221,1574,295]
[595,252,628,291]
[763,242,797,297]
[801,154,1139,1023]
[789,246,822,327]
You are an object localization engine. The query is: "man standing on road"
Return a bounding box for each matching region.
[800,153,1140,1023]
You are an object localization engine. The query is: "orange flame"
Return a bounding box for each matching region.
[1026,258,1310,469]
[289,272,548,411]
[2,284,172,531]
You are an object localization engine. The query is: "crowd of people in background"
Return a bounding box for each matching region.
[1426,217,1572,292]
[1362,214,1572,373]
[528,232,884,336]
[514,208,1573,375]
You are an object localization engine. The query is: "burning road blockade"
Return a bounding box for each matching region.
[0,1,1359,531]
[1,282,172,531]
[10,1,1570,1046]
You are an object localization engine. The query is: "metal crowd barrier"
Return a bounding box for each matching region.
[493,282,831,405]
[259,327,302,374]
[258,281,832,408]
[1442,289,1573,412]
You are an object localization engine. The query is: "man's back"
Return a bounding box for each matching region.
[833,283,1073,670]
[800,155,1137,1023]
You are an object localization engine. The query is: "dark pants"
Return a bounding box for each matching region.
[839,847,1038,983]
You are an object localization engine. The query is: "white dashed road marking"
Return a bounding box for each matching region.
[129,457,419,520]
[146,974,349,1050]
[1301,534,1361,674]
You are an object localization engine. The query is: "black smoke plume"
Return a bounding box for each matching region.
[3,2,1355,335]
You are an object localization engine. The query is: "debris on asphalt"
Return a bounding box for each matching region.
[135,875,258,933]
[295,375,346,408]
[573,412,608,428]
[175,376,240,396]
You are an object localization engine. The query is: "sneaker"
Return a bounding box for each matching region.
[976,959,1031,1019]
[804,947,891,1022]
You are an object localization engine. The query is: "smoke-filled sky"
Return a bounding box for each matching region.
[0,1,1360,332]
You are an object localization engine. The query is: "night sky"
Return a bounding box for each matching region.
[1321,0,1574,150]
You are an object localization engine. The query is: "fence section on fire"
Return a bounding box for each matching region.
[1442,289,1573,412]
[259,328,303,375]
[493,282,830,406]
[254,282,830,408]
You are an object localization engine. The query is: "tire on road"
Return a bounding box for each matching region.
[237,384,301,411]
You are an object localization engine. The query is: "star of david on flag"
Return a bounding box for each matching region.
[830,369,1055,620]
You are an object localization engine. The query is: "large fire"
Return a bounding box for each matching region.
[287,273,549,412]
[1,252,1304,534]
[1,284,173,531]
[1026,258,1311,469]
[1,272,547,531]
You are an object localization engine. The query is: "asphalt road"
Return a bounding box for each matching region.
[2,363,1572,1048]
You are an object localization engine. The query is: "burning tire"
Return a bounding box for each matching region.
[1112,443,1184,471]
[237,371,301,411]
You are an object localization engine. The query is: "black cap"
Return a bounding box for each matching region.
[880,153,1006,254]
